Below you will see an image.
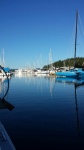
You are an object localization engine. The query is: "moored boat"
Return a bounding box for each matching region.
[56,70,79,78]
[0,66,12,77]
[34,68,49,75]
[56,10,84,78]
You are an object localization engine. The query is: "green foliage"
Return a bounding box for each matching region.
[43,57,84,68]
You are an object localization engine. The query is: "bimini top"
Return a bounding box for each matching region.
[3,67,10,72]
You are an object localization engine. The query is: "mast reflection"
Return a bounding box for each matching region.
[55,77,84,137]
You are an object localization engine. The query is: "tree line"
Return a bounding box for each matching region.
[43,57,84,69]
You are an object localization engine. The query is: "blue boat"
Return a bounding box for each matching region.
[56,68,84,78]
[56,70,80,78]
[76,68,84,78]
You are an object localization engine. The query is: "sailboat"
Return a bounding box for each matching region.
[56,10,84,78]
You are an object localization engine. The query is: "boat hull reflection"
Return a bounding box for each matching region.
[56,77,84,85]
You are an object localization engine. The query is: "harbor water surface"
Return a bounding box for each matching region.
[0,74,84,149]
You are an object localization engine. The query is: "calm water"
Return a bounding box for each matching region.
[0,74,84,150]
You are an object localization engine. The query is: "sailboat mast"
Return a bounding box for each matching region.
[74,10,78,68]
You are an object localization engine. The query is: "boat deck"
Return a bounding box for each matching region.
[0,122,16,150]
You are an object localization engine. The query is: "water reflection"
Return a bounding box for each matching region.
[1,74,84,149]
[55,77,84,138]
[15,73,56,98]
[55,77,84,85]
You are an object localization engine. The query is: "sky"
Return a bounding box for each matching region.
[0,0,84,69]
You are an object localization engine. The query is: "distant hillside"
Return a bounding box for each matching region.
[43,57,84,68]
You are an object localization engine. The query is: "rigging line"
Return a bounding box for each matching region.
[77,24,84,54]
[78,12,84,35]
[66,19,76,59]
[75,12,84,56]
